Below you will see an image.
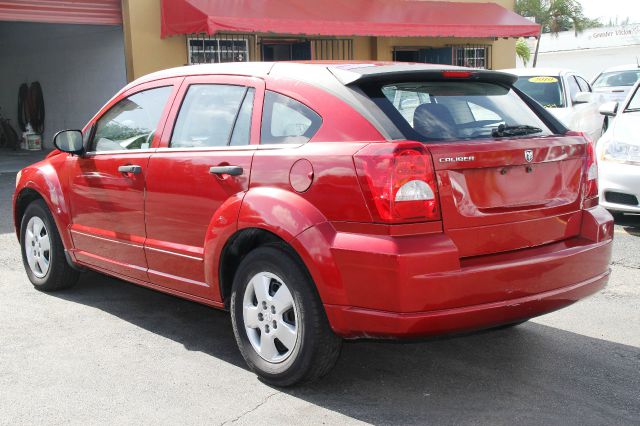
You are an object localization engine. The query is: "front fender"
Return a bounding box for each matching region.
[13,162,73,250]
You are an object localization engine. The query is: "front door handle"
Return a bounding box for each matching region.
[118,165,142,174]
[209,166,243,176]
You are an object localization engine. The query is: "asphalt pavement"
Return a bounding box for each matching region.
[0,149,638,425]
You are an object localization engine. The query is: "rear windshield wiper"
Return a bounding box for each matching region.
[492,124,543,137]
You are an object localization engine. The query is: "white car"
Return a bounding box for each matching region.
[597,81,640,215]
[502,68,605,141]
[591,64,640,104]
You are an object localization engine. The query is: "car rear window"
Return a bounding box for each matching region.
[367,81,552,142]
[513,76,565,108]
[593,70,640,88]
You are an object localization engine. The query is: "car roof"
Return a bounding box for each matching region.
[500,68,576,77]
[128,61,517,89]
[597,64,640,73]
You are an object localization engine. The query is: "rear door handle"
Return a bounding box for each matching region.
[209,166,243,176]
[118,165,142,174]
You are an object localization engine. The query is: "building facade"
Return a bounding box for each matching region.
[122,0,536,81]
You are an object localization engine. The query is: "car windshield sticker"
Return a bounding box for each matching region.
[528,76,559,83]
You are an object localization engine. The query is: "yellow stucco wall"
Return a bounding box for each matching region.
[121,0,187,81]
[122,0,518,81]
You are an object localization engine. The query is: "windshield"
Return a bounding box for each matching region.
[370,81,552,142]
[593,70,640,88]
[513,76,565,108]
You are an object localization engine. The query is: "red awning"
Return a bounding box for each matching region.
[0,0,122,26]
[161,0,540,39]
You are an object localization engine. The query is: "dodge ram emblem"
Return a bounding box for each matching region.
[524,149,534,163]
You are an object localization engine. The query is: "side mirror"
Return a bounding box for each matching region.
[53,130,84,154]
[573,91,592,104]
[599,101,619,117]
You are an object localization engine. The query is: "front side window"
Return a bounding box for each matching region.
[575,76,592,92]
[374,81,552,142]
[566,76,581,103]
[261,91,322,144]
[513,76,565,108]
[91,86,172,152]
[171,84,253,148]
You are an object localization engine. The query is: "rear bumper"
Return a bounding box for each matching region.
[316,206,613,338]
[325,270,609,338]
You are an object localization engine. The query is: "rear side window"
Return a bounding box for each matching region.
[373,81,552,142]
[261,91,321,144]
[91,86,172,152]
[513,76,565,108]
[171,84,254,148]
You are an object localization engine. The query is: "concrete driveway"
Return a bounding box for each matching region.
[1,150,638,425]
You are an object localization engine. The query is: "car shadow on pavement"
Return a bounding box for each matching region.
[615,213,640,236]
[50,271,640,425]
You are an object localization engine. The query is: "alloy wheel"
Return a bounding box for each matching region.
[242,272,299,363]
[24,216,51,278]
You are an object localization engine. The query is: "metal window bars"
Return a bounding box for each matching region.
[187,33,353,63]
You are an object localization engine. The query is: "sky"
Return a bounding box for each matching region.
[579,0,640,25]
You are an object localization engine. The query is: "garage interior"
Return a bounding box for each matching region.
[0,1,127,150]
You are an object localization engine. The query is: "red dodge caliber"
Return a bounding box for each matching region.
[14,62,613,386]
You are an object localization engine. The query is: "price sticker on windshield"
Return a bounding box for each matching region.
[528,76,558,83]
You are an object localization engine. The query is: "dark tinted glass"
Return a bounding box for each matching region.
[513,76,565,108]
[372,81,551,142]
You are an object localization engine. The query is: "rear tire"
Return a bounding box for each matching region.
[20,200,80,291]
[230,243,342,386]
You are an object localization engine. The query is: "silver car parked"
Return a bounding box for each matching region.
[597,80,640,215]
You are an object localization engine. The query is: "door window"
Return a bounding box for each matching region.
[567,76,581,103]
[171,84,253,148]
[575,76,592,92]
[261,91,322,144]
[91,86,172,152]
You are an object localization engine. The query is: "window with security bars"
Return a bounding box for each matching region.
[188,35,252,64]
[453,46,491,69]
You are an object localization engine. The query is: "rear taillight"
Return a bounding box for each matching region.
[353,142,440,223]
[567,131,598,207]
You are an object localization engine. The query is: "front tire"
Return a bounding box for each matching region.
[20,200,79,291]
[230,244,342,386]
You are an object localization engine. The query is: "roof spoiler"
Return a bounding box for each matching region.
[329,65,518,86]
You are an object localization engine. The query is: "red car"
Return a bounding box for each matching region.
[14,62,613,386]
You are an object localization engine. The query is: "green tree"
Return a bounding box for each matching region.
[515,38,531,66]
[516,0,601,35]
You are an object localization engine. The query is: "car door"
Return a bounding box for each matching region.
[143,75,264,299]
[66,80,180,281]
[575,74,605,139]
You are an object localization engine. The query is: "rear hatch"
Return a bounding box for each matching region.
[345,65,588,257]
[430,136,585,257]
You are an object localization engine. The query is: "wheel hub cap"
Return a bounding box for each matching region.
[24,216,51,278]
[242,272,299,363]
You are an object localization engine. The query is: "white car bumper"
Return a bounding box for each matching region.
[598,160,640,213]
